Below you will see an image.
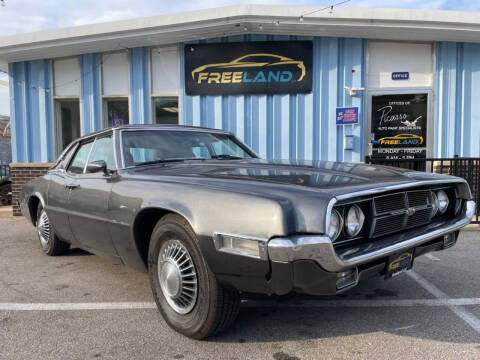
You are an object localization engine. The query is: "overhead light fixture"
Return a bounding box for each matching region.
[344,86,365,97]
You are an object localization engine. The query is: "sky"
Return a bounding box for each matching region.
[0,0,479,115]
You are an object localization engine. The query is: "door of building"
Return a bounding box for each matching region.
[365,41,434,160]
[368,91,431,160]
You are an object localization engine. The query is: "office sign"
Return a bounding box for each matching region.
[371,93,428,160]
[392,72,410,80]
[336,107,359,125]
[184,41,313,95]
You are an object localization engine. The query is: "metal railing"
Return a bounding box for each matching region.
[0,164,11,206]
[0,164,9,181]
[365,156,479,224]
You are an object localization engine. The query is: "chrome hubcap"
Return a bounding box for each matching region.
[37,210,50,250]
[158,240,198,314]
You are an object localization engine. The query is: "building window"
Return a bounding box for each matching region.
[102,52,130,128]
[54,99,81,155]
[152,97,178,124]
[53,57,81,97]
[151,46,179,95]
[102,52,129,96]
[103,98,129,128]
[53,57,81,156]
[151,46,179,124]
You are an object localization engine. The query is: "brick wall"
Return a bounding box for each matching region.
[10,163,53,216]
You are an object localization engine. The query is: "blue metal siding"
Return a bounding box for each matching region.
[129,47,150,124]
[9,60,53,162]
[180,35,366,161]
[435,42,480,157]
[80,53,101,134]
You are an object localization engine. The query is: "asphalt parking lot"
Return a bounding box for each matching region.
[1,217,480,360]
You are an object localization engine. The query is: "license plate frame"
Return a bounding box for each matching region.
[385,249,414,279]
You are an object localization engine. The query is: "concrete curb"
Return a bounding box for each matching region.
[464,224,480,231]
[0,206,13,218]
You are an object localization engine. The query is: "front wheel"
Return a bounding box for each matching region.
[36,205,70,256]
[148,214,240,339]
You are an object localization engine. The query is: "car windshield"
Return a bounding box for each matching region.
[121,130,256,167]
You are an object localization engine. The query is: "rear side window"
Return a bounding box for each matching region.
[52,144,78,170]
[68,141,93,174]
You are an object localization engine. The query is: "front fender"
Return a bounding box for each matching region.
[109,179,290,282]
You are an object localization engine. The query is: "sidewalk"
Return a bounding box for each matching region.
[0,206,12,218]
[465,223,480,231]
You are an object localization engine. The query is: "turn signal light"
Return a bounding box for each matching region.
[336,268,358,290]
[213,233,267,260]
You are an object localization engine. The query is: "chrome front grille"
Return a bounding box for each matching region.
[374,192,405,214]
[371,190,433,238]
[407,190,431,208]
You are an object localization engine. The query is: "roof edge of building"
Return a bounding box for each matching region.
[1,4,480,69]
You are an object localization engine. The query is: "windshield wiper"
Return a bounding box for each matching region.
[135,157,206,166]
[211,154,245,160]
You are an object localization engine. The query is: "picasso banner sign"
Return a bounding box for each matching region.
[371,93,428,160]
[184,41,313,95]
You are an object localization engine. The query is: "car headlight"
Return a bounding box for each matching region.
[328,209,343,241]
[436,190,449,214]
[345,205,365,237]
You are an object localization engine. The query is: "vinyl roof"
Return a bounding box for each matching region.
[1,4,480,70]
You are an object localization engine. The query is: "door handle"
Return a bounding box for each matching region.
[65,183,80,189]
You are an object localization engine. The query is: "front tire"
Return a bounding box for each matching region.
[36,205,70,256]
[148,214,240,339]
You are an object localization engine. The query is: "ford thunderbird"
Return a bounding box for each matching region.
[19,125,476,339]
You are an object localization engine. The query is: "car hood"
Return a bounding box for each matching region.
[124,158,459,197]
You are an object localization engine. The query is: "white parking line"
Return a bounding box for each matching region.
[407,271,480,334]
[244,298,480,308]
[1,298,480,311]
[0,302,157,311]
[424,253,440,261]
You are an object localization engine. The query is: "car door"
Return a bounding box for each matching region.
[66,134,119,258]
[45,144,79,243]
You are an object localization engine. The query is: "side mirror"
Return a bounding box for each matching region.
[86,160,108,175]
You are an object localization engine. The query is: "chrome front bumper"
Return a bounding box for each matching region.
[268,200,476,272]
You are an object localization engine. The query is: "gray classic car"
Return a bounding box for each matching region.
[20,125,476,339]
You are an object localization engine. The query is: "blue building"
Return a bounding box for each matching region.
[1,5,480,214]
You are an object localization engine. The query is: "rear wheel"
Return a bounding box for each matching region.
[148,214,240,339]
[36,205,70,256]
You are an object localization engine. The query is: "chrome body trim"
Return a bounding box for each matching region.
[268,200,475,272]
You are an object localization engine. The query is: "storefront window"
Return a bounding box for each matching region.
[152,97,178,125]
[54,99,81,155]
[104,98,129,128]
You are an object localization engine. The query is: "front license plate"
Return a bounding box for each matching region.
[385,250,414,279]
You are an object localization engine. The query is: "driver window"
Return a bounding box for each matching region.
[68,141,94,174]
[87,136,116,172]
